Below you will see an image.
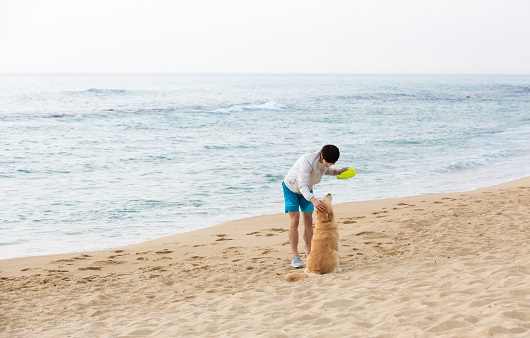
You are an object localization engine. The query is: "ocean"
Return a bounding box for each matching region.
[1,74,529,259]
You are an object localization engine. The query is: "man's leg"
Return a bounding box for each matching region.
[302,212,314,256]
[288,212,300,256]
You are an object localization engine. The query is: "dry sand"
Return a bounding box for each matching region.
[1,177,529,337]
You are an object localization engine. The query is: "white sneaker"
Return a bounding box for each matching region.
[291,255,303,268]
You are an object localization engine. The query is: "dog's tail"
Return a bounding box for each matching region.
[284,272,307,282]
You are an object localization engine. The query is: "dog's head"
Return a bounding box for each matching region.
[316,193,334,222]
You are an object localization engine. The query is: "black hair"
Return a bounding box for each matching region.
[321,144,340,163]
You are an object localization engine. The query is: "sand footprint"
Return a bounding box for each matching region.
[260,248,278,255]
[222,246,243,255]
[215,234,233,241]
[263,228,287,237]
[155,249,173,254]
[267,228,287,233]
[78,266,102,271]
[108,250,129,259]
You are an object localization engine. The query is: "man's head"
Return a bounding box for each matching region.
[321,144,340,166]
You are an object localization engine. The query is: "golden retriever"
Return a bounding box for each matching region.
[305,193,340,274]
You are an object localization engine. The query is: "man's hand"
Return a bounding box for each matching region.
[311,197,327,212]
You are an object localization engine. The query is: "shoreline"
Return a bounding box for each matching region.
[1,177,529,336]
[3,175,529,262]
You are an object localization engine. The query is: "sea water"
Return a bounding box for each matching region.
[1,74,529,259]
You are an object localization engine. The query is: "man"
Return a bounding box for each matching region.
[282,145,348,268]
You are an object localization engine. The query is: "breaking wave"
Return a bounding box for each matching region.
[211,101,286,113]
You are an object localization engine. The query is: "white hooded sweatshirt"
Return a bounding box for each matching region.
[283,150,339,201]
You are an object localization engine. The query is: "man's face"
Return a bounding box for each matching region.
[322,159,335,168]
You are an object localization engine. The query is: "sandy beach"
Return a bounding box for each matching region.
[1,177,529,337]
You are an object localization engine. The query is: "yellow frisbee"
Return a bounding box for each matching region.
[337,168,356,180]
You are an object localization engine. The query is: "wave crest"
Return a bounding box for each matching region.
[436,150,516,173]
[212,101,286,113]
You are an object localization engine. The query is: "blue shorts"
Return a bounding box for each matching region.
[282,181,314,213]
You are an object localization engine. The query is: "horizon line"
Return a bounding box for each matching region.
[1,72,529,76]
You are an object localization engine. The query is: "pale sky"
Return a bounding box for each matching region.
[1,0,529,74]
